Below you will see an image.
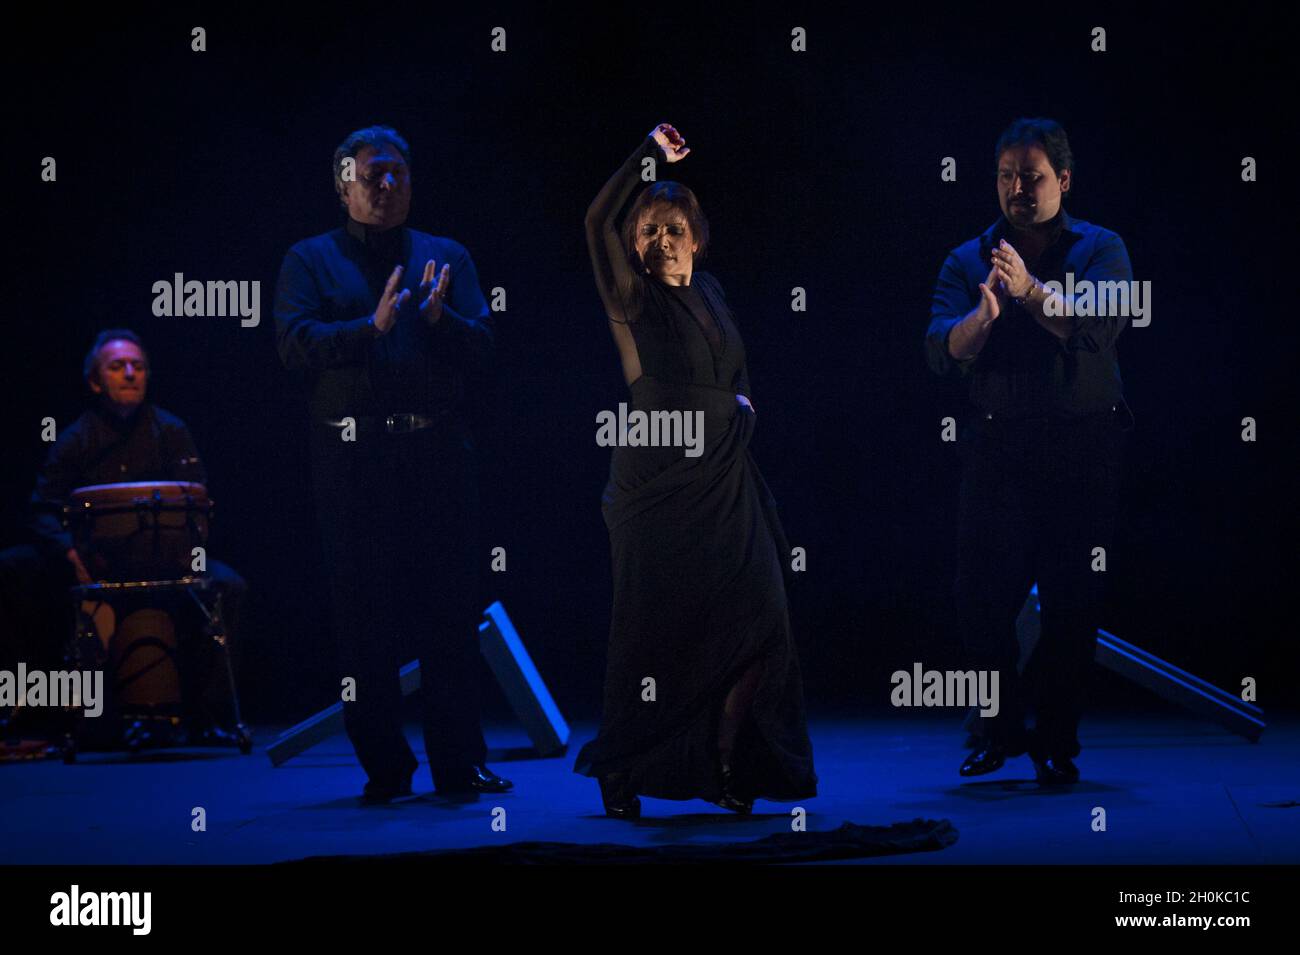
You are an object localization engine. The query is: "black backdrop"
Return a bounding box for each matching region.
[9,4,1295,722]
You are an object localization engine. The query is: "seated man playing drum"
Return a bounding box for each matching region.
[0,329,246,744]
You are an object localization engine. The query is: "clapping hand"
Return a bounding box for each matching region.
[977,265,1004,323]
[419,259,451,326]
[991,239,1032,299]
[372,265,410,335]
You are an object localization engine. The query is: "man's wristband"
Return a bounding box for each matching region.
[1013,277,1041,306]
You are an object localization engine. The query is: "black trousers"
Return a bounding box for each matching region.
[0,545,74,679]
[954,409,1126,760]
[310,419,487,788]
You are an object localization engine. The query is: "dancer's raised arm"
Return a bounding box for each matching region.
[584,123,690,325]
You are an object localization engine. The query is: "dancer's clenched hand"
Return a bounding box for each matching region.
[650,123,691,162]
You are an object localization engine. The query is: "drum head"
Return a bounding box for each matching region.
[67,482,211,582]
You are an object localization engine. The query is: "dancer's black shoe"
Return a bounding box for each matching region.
[713,765,754,814]
[435,765,513,795]
[1033,755,1080,785]
[599,772,641,819]
[959,742,1007,777]
[360,778,414,805]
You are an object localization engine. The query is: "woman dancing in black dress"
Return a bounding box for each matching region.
[574,123,817,818]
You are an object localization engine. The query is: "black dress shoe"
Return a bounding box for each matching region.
[959,742,1007,777]
[598,772,641,820]
[360,778,414,805]
[1033,755,1080,785]
[435,764,514,795]
[712,766,753,815]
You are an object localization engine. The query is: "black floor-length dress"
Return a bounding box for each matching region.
[574,136,817,803]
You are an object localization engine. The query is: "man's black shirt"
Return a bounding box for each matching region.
[926,210,1133,417]
[274,217,494,420]
[28,403,205,558]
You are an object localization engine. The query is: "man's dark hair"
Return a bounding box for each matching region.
[621,181,711,271]
[83,329,149,383]
[333,125,411,205]
[995,117,1074,185]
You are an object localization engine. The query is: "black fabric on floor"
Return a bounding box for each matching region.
[285,819,958,864]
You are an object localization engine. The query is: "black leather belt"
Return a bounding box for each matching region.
[323,412,449,434]
[978,402,1134,432]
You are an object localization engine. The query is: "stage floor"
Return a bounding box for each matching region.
[3,712,1297,865]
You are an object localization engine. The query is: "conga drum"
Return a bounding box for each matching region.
[73,597,184,714]
[66,482,211,582]
[110,606,183,716]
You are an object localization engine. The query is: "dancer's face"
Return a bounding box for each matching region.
[635,202,698,283]
[997,145,1070,228]
[342,144,411,230]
